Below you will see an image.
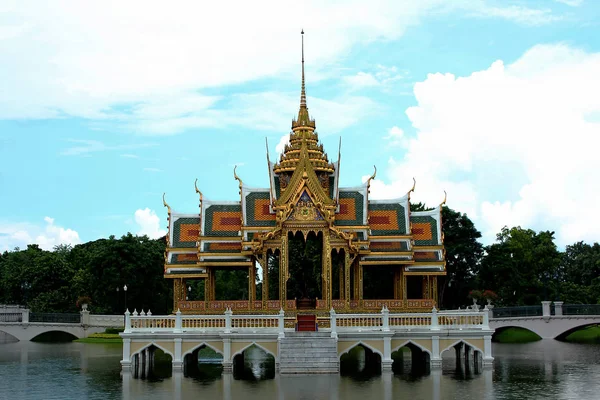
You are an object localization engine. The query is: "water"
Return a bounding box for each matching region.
[0,339,599,400]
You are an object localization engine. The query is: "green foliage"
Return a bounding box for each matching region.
[287,232,322,300]
[105,327,125,334]
[494,327,541,343]
[478,226,561,306]
[0,234,171,314]
[564,325,600,344]
[436,206,484,309]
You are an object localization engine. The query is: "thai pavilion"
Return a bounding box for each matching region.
[162,33,446,315]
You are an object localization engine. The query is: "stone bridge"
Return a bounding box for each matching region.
[490,301,600,339]
[0,306,123,341]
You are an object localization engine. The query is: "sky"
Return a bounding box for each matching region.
[1,0,599,252]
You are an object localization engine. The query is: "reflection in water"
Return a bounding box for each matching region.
[233,345,275,381]
[1,340,600,399]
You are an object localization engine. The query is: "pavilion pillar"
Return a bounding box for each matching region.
[205,268,211,302]
[280,233,288,308]
[322,233,332,309]
[394,269,404,300]
[344,251,351,306]
[173,278,184,312]
[432,276,438,305]
[261,253,269,308]
[338,256,344,300]
[402,272,407,300]
[210,268,216,300]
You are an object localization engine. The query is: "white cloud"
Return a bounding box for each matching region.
[276,134,290,155]
[60,139,155,156]
[370,43,600,246]
[0,0,562,132]
[384,126,405,146]
[470,5,561,26]
[343,72,380,90]
[134,208,166,239]
[0,217,81,252]
[554,0,583,6]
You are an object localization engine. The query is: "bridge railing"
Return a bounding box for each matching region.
[0,313,23,322]
[29,313,81,323]
[562,304,600,315]
[124,308,285,335]
[492,306,543,318]
[332,307,489,333]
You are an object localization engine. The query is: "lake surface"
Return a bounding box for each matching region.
[0,339,599,400]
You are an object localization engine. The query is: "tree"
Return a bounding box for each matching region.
[478,227,561,306]
[438,206,484,309]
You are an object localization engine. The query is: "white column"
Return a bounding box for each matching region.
[482,305,490,329]
[124,310,131,333]
[278,308,285,338]
[21,308,29,324]
[542,301,552,320]
[172,338,183,372]
[81,309,90,326]
[121,338,131,371]
[483,335,494,367]
[554,301,563,316]
[174,309,182,333]
[222,338,232,373]
[382,336,393,371]
[430,335,442,369]
[224,308,232,333]
[431,307,439,331]
[382,306,390,332]
[330,308,338,339]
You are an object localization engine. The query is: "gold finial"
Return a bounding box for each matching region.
[194,178,203,202]
[301,29,306,109]
[162,193,171,213]
[440,190,447,206]
[233,165,243,193]
[367,165,377,189]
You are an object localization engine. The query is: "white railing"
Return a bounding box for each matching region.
[122,306,490,336]
[124,308,285,336]
[329,306,490,336]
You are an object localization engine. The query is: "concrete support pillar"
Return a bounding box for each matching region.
[222,338,232,373]
[542,301,552,320]
[21,308,30,324]
[172,338,183,372]
[382,336,393,372]
[81,309,90,326]
[121,338,131,372]
[483,335,494,368]
[430,336,442,369]
[554,301,563,316]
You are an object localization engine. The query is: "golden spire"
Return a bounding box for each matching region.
[292,29,315,129]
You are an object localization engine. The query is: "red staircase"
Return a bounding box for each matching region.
[296,314,317,332]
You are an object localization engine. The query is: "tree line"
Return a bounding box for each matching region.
[1,206,599,314]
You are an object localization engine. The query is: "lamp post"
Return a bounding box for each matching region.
[124,284,128,311]
[116,287,120,314]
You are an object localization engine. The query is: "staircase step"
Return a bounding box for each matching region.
[278,334,339,375]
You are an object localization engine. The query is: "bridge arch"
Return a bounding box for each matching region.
[231,342,277,360]
[131,341,174,361]
[555,323,599,341]
[0,330,19,342]
[491,325,541,341]
[30,330,79,342]
[391,340,432,357]
[440,339,484,358]
[182,342,224,359]
[338,341,384,360]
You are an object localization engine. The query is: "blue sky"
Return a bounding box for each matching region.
[1,0,599,251]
